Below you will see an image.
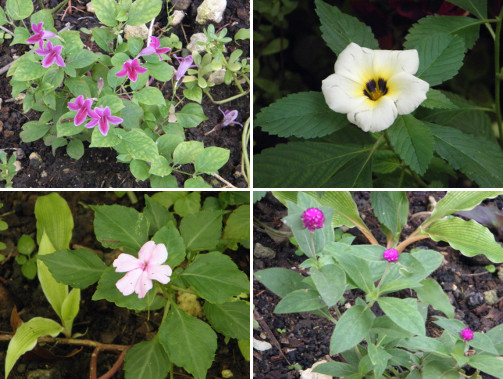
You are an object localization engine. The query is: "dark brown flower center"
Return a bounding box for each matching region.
[363,78,388,101]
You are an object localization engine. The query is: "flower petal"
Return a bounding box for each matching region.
[98,117,109,136]
[113,253,142,272]
[85,118,98,128]
[386,72,429,114]
[67,102,80,111]
[138,241,157,262]
[347,96,398,132]
[135,271,153,298]
[107,115,123,125]
[139,46,156,56]
[74,108,88,126]
[42,54,56,67]
[333,42,374,83]
[116,67,128,77]
[147,264,172,284]
[322,73,367,114]
[150,243,168,265]
[116,268,143,296]
[372,49,420,78]
[55,55,66,67]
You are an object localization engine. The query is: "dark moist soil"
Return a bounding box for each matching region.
[0,0,250,188]
[253,192,503,379]
[0,191,250,379]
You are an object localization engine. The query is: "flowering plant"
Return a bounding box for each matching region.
[1,0,250,187]
[5,191,250,379]
[255,191,503,377]
[254,0,503,188]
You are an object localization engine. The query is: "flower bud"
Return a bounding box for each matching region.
[383,248,399,262]
[301,208,325,231]
[97,77,104,93]
[460,328,474,341]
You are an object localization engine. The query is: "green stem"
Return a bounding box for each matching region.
[169,285,197,294]
[397,166,405,187]
[495,7,503,143]
[126,191,138,204]
[38,0,45,9]
[253,217,293,237]
[161,298,172,324]
[309,231,318,263]
[241,117,250,186]
[203,88,250,104]
[51,0,69,14]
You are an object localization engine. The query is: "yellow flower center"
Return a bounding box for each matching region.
[363,78,388,101]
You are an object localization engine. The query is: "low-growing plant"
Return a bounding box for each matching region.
[255,191,503,378]
[0,0,250,188]
[15,234,37,279]
[0,150,17,188]
[5,191,251,379]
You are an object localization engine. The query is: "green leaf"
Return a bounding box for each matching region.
[11,26,30,45]
[91,0,118,26]
[255,91,350,138]
[415,278,455,318]
[144,61,173,81]
[124,336,170,379]
[222,204,250,248]
[17,234,36,255]
[203,300,250,339]
[5,317,63,378]
[144,194,176,235]
[42,68,65,91]
[176,103,208,128]
[425,217,503,263]
[60,288,80,335]
[97,94,125,114]
[116,129,159,162]
[152,223,186,268]
[405,15,480,51]
[127,0,162,26]
[159,304,217,379]
[181,252,249,303]
[173,192,200,217]
[173,141,204,164]
[6,0,33,20]
[370,191,408,240]
[66,50,98,69]
[314,0,378,56]
[92,27,115,52]
[14,61,45,81]
[319,191,367,229]
[120,99,144,129]
[91,204,149,251]
[397,336,450,357]
[194,147,230,174]
[130,159,151,181]
[66,77,92,98]
[133,86,165,105]
[90,127,121,147]
[329,248,374,293]
[184,177,211,188]
[469,355,503,377]
[377,297,425,336]
[421,89,458,109]
[426,123,503,187]
[428,191,503,221]
[127,37,143,56]
[447,0,487,19]
[35,193,73,251]
[254,268,307,298]
[415,33,466,86]
[179,210,222,252]
[471,332,499,355]
[20,121,51,142]
[261,38,289,56]
[274,288,327,313]
[310,264,346,307]
[0,8,7,26]
[387,115,434,175]
[66,139,84,160]
[330,305,375,354]
[30,9,54,29]
[37,249,107,289]
[313,362,357,377]
[254,142,372,187]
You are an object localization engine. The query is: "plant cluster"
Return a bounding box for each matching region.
[254,0,503,188]
[0,150,18,188]
[255,191,503,378]
[5,191,250,379]
[0,0,250,188]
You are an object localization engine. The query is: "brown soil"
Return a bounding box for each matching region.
[0,0,250,188]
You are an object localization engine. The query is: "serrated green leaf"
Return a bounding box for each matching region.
[92,27,115,52]
[124,336,170,379]
[144,61,173,81]
[152,223,186,268]
[91,0,118,26]
[447,0,486,19]
[127,0,162,26]
[421,89,458,109]
[14,61,45,81]
[222,204,250,248]
[184,177,211,188]
[203,301,250,340]
[330,305,375,354]
[255,91,350,138]
[415,33,466,86]
[173,141,204,164]
[315,0,378,56]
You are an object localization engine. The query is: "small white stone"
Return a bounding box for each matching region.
[196,0,227,24]
[86,2,95,13]
[253,338,272,352]
[168,104,177,123]
[14,93,25,104]
[41,170,48,178]
[124,24,149,40]
[13,160,22,172]
[170,10,185,26]
[187,33,208,55]
[299,361,332,379]
[207,68,226,85]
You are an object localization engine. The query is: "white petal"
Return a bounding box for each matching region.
[333,42,374,83]
[372,49,420,78]
[135,271,153,298]
[137,241,156,262]
[149,243,168,265]
[348,96,398,132]
[115,269,142,296]
[387,72,429,115]
[147,264,172,284]
[113,254,141,272]
[322,73,366,114]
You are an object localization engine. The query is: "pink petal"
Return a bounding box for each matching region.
[157,47,170,54]
[116,67,128,77]
[83,98,94,110]
[116,268,143,296]
[113,253,142,272]
[26,35,42,44]
[53,44,63,54]
[74,108,88,126]
[150,243,168,265]
[138,241,156,262]
[42,54,56,67]
[85,118,98,128]
[150,36,160,48]
[94,107,105,117]
[107,115,123,125]
[98,117,109,136]
[136,65,148,74]
[128,69,138,82]
[35,46,49,56]
[102,106,111,117]
[67,102,80,111]
[147,264,172,284]
[55,55,66,67]
[139,46,156,56]
[32,23,42,33]
[42,30,56,39]
[135,271,153,298]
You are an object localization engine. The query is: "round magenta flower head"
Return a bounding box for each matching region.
[460,328,474,341]
[301,208,325,231]
[383,248,399,262]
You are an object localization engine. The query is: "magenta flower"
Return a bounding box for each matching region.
[85,106,123,136]
[383,248,399,262]
[174,54,197,84]
[301,208,325,231]
[460,328,474,341]
[116,58,148,82]
[35,41,65,68]
[26,22,56,45]
[139,36,171,61]
[67,95,94,126]
[113,241,172,299]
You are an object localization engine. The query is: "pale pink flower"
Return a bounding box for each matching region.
[67,95,94,126]
[86,106,123,136]
[173,54,197,84]
[116,58,148,82]
[139,36,171,61]
[113,241,172,299]
[26,22,56,45]
[35,41,65,68]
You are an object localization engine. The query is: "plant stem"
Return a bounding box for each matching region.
[396,232,430,253]
[241,117,250,186]
[203,88,250,104]
[495,6,503,144]
[52,0,69,14]
[253,217,293,237]
[309,231,318,262]
[38,0,45,9]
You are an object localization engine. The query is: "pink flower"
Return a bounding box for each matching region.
[301,208,325,231]
[26,22,56,45]
[67,95,94,126]
[85,106,123,136]
[174,54,197,84]
[139,36,171,61]
[113,241,172,299]
[383,248,399,262]
[220,107,243,127]
[460,328,474,341]
[116,58,148,82]
[35,41,65,68]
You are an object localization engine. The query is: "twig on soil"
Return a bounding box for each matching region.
[253,309,291,365]
[213,173,237,188]
[90,344,132,379]
[410,211,432,219]
[147,18,156,46]
[0,26,15,37]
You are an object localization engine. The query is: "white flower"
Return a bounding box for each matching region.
[322,43,429,132]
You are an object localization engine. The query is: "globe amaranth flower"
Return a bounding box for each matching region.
[139,36,171,61]
[113,241,172,299]
[301,208,325,231]
[460,328,474,341]
[26,22,56,45]
[116,58,148,82]
[322,42,429,132]
[383,248,399,262]
[86,106,123,136]
[35,41,65,68]
[67,95,94,126]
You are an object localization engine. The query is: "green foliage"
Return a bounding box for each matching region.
[0,150,18,188]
